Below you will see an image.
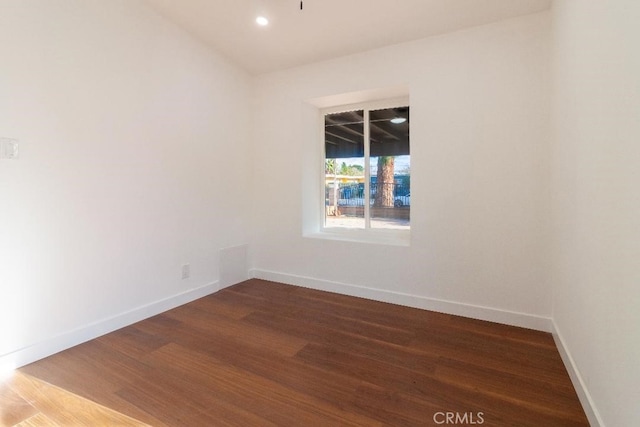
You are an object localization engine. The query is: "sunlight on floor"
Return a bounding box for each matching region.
[0,372,149,427]
[0,359,15,383]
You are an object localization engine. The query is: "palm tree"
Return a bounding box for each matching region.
[374,156,395,207]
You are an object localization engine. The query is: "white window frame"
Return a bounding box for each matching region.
[316,96,410,246]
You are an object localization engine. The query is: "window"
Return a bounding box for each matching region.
[323,100,410,233]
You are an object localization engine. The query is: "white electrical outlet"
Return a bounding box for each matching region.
[181,264,190,280]
[0,137,19,160]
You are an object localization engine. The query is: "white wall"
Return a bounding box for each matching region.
[0,0,251,366]
[2,2,636,423]
[551,1,640,426]
[252,13,552,329]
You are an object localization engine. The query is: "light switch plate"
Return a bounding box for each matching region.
[0,138,19,160]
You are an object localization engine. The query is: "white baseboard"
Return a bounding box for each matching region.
[250,269,553,332]
[552,321,604,427]
[1,281,219,371]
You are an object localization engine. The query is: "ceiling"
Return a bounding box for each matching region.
[143,0,551,75]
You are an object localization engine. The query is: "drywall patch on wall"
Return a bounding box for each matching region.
[220,244,249,289]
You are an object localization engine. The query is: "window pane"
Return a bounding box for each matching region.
[324,110,365,229]
[369,107,410,230]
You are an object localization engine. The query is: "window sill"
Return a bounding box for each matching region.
[304,228,410,247]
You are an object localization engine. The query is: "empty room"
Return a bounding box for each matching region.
[1,0,638,426]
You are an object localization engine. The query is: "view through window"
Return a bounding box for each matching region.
[324,104,410,230]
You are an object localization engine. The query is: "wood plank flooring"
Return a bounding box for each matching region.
[3,279,588,426]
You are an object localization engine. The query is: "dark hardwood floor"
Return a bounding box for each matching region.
[4,279,588,426]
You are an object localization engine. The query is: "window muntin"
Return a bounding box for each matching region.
[324,103,410,231]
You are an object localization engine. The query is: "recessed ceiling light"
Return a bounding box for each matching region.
[390,117,407,124]
[256,16,269,26]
